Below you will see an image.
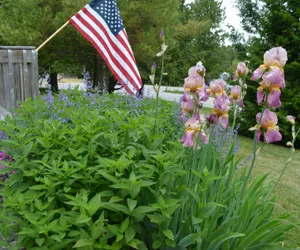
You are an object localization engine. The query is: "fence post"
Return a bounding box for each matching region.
[0,46,38,112]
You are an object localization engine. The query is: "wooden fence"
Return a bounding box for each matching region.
[0,46,39,112]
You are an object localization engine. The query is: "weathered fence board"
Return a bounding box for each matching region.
[0,46,38,112]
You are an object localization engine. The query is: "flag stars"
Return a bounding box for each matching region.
[91,1,124,34]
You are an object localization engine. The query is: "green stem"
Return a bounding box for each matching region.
[153,53,165,135]
[241,102,267,193]
[232,104,239,130]
[153,93,159,134]
[266,128,300,200]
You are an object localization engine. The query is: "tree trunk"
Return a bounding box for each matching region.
[49,72,58,93]
[93,53,109,91]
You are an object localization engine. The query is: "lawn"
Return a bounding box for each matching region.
[164,89,183,94]
[59,78,83,84]
[237,135,300,248]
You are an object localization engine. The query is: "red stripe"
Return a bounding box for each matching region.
[82,8,142,89]
[69,18,134,95]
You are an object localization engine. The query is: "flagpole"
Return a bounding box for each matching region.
[36,21,70,52]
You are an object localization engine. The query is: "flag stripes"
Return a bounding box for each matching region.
[69,2,142,94]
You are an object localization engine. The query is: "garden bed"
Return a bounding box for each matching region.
[0,89,297,249]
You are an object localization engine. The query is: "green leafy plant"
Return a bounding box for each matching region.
[0,91,183,250]
[0,89,295,249]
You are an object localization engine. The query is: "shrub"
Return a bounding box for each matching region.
[0,90,294,249]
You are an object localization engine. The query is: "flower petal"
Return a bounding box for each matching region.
[238,99,245,107]
[257,89,264,105]
[218,114,228,128]
[251,66,266,81]
[260,109,278,128]
[197,86,209,102]
[207,113,218,124]
[264,47,288,67]
[256,129,262,142]
[183,131,195,147]
[267,89,281,108]
[265,127,282,143]
[181,133,187,143]
[188,66,198,77]
[263,67,285,88]
[199,132,209,144]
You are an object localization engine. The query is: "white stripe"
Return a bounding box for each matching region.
[71,16,136,94]
[85,6,142,89]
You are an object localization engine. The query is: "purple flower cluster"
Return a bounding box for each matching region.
[43,88,54,109]
[0,131,8,140]
[83,71,93,91]
[237,154,253,170]
[42,89,75,123]
[212,125,241,161]
[0,151,14,183]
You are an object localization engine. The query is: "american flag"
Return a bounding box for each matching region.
[69,0,142,95]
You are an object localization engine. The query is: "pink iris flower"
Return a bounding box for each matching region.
[180,91,193,120]
[208,93,230,128]
[264,47,288,68]
[181,116,208,147]
[256,109,282,143]
[208,79,226,95]
[230,85,244,107]
[184,67,205,92]
[257,67,285,108]
[251,47,287,81]
[235,62,249,79]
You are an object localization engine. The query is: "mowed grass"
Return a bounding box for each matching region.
[59,78,83,84]
[164,89,183,94]
[237,136,300,248]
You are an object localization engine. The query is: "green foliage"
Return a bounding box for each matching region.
[0,90,293,249]
[0,91,183,249]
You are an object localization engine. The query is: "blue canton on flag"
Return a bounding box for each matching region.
[70,0,142,95]
[89,0,124,35]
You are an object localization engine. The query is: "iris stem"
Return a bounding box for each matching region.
[241,101,267,193]
[265,128,300,200]
[231,104,239,130]
[153,53,165,135]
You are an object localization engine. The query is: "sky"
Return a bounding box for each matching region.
[185,0,243,31]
